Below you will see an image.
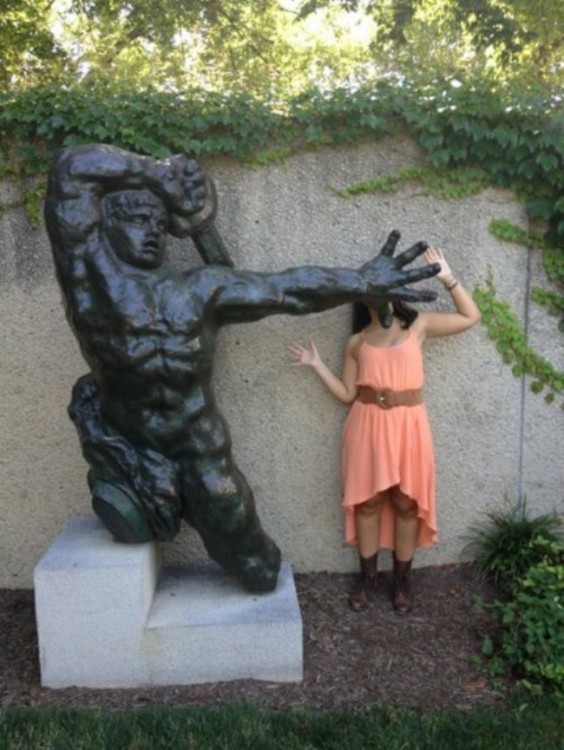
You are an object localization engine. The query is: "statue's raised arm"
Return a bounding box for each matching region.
[44,144,232,284]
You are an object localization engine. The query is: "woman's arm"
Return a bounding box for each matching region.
[289,336,360,404]
[416,248,481,339]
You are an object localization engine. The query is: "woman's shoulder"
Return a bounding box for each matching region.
[409,314,428,344]
[345,332,364,356]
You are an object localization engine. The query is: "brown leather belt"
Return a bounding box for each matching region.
[357,386,423,409]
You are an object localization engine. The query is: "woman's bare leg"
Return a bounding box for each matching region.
[355,492,386,557]
[390,487,419,613]
[390,487,419,561]
[349,492,386,611]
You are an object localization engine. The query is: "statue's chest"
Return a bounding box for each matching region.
[126,296,215,368]
[78,272,216,368]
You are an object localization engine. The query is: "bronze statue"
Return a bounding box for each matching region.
[44,144,439,592]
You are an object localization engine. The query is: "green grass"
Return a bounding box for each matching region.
[0,697,562,750]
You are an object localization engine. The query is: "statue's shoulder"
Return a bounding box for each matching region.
[182,264,235,286]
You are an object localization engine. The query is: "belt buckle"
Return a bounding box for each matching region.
[376,388,393,409]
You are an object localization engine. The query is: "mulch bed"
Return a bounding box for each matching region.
[0,563,508,713]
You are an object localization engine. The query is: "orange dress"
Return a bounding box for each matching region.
[341,330,437,549]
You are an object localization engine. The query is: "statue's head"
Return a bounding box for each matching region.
[102,190,168,269]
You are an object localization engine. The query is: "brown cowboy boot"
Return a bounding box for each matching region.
[392,555,413,614]
[348,552,379,611]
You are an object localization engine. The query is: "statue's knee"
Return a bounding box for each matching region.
[92,480,154,543]
[197,471,252,534]
[207,497,249,534]
[239,546,281,593]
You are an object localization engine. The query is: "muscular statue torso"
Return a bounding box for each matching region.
[69,242,225,458]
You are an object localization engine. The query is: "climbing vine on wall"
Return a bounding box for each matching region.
[0,78,562,401]
[334,165,492,200]
[474,281,563,405]
[488,220,564,323]
[487,219,564,395]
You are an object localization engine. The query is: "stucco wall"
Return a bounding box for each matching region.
[1,139,562,588]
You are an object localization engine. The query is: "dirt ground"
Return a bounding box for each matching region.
[0,562,508,713]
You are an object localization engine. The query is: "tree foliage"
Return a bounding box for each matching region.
[0,0,66,86]
[2,0,562,95]
[59,0,288,91]
[298,0,564,88]
[2,0,380,96]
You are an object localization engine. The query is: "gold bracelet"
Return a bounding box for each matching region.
[444,280,459,292]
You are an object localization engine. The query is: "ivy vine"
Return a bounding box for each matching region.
[488,219,536,249]
[0,182,44,227]
[531,289,564,328]
[0,77,562,402]
[488,218,564,333]
[0,79,562,252]
[474,281,563,405]
[334,165,491,200]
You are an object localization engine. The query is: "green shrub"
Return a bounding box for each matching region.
[466,501,564,694]
[492,538,564,693]
[463,498,562,591]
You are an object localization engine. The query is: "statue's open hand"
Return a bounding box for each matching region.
[361,230,440,303]
[359,230,440,328]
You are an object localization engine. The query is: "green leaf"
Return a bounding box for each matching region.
[536,152,559,171]
[526,198,555,221]
[482,636,494,656]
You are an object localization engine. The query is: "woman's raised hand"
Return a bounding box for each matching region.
[424,247,453,282]
[289,341,321,369]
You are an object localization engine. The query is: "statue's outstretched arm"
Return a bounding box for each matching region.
[206,231,439,326]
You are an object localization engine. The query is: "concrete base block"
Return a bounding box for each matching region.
[144,562,303,685]
[34,517,303,688]
[34,517,161,688]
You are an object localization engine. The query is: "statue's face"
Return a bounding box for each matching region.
[102,191,168,269]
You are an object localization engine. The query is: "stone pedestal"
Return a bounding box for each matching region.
[34,517,303,688]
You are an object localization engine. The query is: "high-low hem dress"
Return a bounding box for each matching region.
[341,330,438,550]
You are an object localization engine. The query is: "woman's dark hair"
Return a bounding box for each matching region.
[352,300,419,333]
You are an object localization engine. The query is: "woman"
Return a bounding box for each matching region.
[290,247,481,613]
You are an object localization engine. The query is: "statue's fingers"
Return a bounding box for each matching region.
[395,241,430,267]
[184,188,208,214]
[184,174,206,193]
[184,158,202,176]
[182,175,207,193]
[391,263,441,284]
[387,287,438,303]
[374,300,393,329]
[379,229,401,257]
[190,184,208,202]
